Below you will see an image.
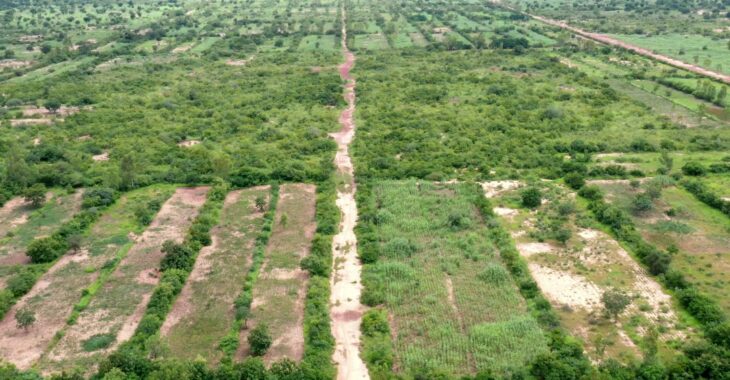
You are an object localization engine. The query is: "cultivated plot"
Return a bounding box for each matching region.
[592,179,730,314]
[361,180,547,376]
[0,185,175,370]
[40,187,208,373]
[0,190,82,266]
[161,186,270,362]
[238,183,316,364]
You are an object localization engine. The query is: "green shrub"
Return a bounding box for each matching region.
[521,187,542,208]
[248,323,272,356]
[26,236,66,263]
[682,161,706,176]
[82,333,116,352]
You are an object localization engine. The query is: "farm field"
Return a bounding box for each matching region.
[237,183,316,364]
[38,186,208,373]
[591,179,730,315]
[1,0,730,379]
[358,180,547,376]
[486,180,691,363]
[0,185,174,370]
[160,186,270,363]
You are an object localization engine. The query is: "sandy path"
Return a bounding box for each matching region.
[508,5,730,84]
[328,8,370,380]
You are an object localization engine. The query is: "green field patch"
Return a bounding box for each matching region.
[361,180,547,376]
[353,33,390,50]
[298,35,339,52]
[609,33,730,76]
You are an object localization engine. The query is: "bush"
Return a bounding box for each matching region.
[26,236,66,263]
[82,187,118,209]
[7,269,37,297]
[82,333,116,352]
[521,187,542,208]
[563,173,585,190]
[248,323,272,356]
[682,161,706,176]
[578,185,602,201]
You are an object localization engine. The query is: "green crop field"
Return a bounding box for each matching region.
[359,180,547,376]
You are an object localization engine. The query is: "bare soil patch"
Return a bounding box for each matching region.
[172,44,193,53]
[92,152,109,162]
[11,119,54,127]
[177,139,200,148]
[481,180,523,198]
[529,263,603,310]
[0,60,32,69]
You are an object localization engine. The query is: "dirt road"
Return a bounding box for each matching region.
[328,7,370,380]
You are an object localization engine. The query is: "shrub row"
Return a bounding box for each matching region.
[300,179,337,379]
[113,181,229,356]
[0,188,119,320]
[577,184,730,351]
[218,184,279,362]
[681,179,730,218]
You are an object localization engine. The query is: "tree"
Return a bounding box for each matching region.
[4,144,32,191]
[564,172,585,190]
[602,289,631,321]
[119,154,137,190]
[521,187,542,208]
[23,183,47,208]
[15,307,36,330]
[44,99,62,114]
[254,195,266,212]
[248,323,272,356]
